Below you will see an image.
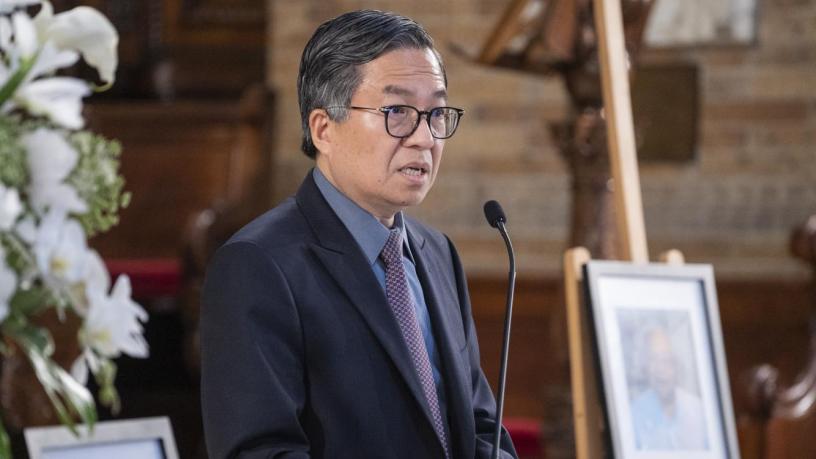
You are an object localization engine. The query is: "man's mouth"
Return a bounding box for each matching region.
[399,166,428,176]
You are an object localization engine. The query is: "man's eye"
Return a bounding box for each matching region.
[387,106,408,115]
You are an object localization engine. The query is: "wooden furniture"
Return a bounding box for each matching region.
[87,85,272,261]
[180,85,275,375]
[52,0,265,100]
[563,0,653,456]
[741,216,816,459]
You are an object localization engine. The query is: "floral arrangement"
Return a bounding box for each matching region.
[0,0,147,455]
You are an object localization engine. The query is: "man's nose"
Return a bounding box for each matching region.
[404,114,436,148]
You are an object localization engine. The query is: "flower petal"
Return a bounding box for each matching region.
[31,0,52,39]
[47,6,117,84]
[0,0,41,15]
[83,249,110,298]
[15,216,36,243]
[70,353,88,385]
[25,41,79,83]
[15,76,89,128]
[0,184,22,231]
[11,10,37,58]
[22,128,87,213]
[30,182,86,214]
[0,16,12,54]
[23,127,78,184]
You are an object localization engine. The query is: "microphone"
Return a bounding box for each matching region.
[483,200,506,229]
[483,200,516,459]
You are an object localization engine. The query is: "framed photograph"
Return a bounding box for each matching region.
[24,416,179,459]
[644,0,758,47]
[583,261,740,459]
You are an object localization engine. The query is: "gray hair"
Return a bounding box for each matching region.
[297,10,446,158]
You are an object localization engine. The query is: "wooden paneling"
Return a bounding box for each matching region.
[85,101,245,258]
[52,0,265,98]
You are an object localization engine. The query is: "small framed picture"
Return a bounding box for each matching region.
[583,261,740,459]
[24,416,179,459]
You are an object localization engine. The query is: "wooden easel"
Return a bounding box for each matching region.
[563,1,686,457]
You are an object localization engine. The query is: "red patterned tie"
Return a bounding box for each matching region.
[380,229,450,458]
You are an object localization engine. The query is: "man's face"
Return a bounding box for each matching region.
[315,48,447,224]
[647,331,678,402]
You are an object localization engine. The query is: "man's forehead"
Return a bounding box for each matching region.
[383,84,447,100]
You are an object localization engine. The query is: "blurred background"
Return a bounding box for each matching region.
[30,1,816,458]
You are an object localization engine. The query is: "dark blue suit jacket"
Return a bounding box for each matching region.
[201,172,517,459]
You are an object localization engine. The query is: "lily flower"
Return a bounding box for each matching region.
[15,76,88,128]
[26,208,89,285]
[0,184,22,231]
[33,1,118,85]
[72,251,148,385]
[10,9,37,58]
[1,2,114,126]
[0,1,41,15]
[22,127,87,213]
[25,41,79,85]
[0,246,15,322]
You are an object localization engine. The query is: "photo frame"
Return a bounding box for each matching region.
[24,416,179,459]
[644,0,758,48]
[583,261,740,459]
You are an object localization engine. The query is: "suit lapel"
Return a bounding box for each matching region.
[407,225,475,459]
[295,172,441,442]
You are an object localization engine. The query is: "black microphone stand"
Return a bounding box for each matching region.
[491,219,516,459]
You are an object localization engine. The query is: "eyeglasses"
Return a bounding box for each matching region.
[325,105,465,139]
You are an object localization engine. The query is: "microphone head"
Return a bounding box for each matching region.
[483,200,507,228]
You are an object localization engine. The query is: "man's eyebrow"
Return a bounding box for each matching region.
[383,85,448,100]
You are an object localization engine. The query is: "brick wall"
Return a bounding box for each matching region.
[266,0,816,280]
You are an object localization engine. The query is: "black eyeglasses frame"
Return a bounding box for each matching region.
[325,104,465,139]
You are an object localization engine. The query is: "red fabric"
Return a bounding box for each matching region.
[505,417,543,458]
[105,258,182,298]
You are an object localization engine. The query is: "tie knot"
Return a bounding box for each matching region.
[380,229,403,266]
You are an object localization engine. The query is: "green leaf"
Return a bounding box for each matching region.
[0,117,28,189]
[95,359,120,414]
[4,321,54,357]
[9,287,52,316]
[0,418,10,459]
[0,53,37,107]
[9,333,97,436]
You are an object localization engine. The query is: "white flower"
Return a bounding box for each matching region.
[33,1,118,85]
[72,252,148,384]
[22,127,87,213]
[0,0,41,15]
[25,41,79,85]
[0,184,22,231]
[15,76,89,128]
[0,245,16,322]
[0,16,11,54]
[29,208,89,285]
[85,273,148,358]
[82,248,109,298]
[0,1,114,128]
[10,10,36,58]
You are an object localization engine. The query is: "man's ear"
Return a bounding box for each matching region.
[309,108,333,156]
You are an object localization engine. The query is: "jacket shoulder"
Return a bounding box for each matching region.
[226,196,311,251]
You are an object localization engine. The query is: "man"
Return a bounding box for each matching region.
[201,10,518,459]
[630,326,708,450]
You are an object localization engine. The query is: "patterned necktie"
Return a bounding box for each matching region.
[380,228,450,458]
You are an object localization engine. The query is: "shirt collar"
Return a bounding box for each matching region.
[313,168,414,266]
